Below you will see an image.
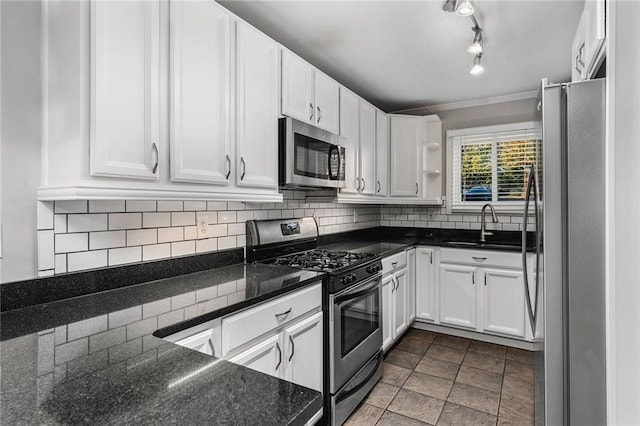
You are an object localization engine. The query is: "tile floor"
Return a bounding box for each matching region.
[345,329,535,426]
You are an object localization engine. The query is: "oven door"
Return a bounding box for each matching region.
[330,275,382,393]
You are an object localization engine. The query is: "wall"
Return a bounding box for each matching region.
[0,1,42,283]
[35,190,380,277]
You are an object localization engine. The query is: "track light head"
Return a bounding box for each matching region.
[456,0,474,16]
[467,27,483,54]
[470,53,484,75]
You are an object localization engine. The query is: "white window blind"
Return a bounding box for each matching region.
[450,126,542,210]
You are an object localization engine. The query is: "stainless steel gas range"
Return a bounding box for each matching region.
[246,217,383,425]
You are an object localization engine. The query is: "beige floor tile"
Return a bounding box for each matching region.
[387,388,446,425]
[406,328,437,343]
[385,349,423,370]
[425,344,466,364]
[436,401,498,426]
[498,416,534,426]
[498,394,535,423]
[447,382,501,415]
[380,362,412,387]
[503,359,534,384]
[364,381,400,409]
[455,364,503,393]
[462,350,506,374]
[468,340,507,358]
[403,371,454,400]
[501,374,534,402]
[433,334,471,350]
[395,337,431,355]
[376,410,431,426]
[345,403,384,426]
[506,347,535,365]
[415,356,460,380]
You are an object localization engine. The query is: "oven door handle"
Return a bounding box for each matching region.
[335,352,383,403]
[334,276,380,305]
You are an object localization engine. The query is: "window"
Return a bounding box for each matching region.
[447,122,542,211]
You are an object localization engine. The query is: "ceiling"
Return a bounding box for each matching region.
[217,0,584,112]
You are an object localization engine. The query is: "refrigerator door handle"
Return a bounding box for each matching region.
[522,164,538,334]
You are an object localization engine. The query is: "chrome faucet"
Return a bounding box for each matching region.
[480,203,498,242]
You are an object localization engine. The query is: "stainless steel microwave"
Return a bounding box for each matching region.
[279,117,346,189]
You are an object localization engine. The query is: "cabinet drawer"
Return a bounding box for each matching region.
[440,248,521,269]
[382,251,407,274]
[222,282,321,355]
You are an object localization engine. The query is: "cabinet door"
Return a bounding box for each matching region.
[439,263,477,329]
[406,249,416,324]
[339,89,360,194]
[314,72,340,134]
[375,109,389,197]
[229,333,282,379]
[416,247,436,322]
[390,115,420,197]
[359,101,376,195]
[235,21,279,189]
[393,269,408,338]
[381,274,394,352]
[583,0,605,77]
[169,0,231,184]
[283,312,323,392]
[281,50,315,124]
[571,12,586,82]
[91,0,161,179]
[481,268,526,338]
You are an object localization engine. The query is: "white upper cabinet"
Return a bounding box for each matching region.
[169,0,231,185]
[571,0,605,81]
[359,101,377,195]
[235,21,280,190]
[340,88,361,194]
[90,0,161,180]
[281,50,340,134]
[314,72,340,134]
[390,115,421,197]
[375,109,389,197]
[281,50,315,124]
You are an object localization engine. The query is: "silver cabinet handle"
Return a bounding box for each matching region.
[275,342,282,371]
[484,275,487,286]
[151,143,159,174]
[377,180,381,193]
[472,272,475,285]
[240,156,246,180]
[309,103,314,121]
[275,308,291,318]
[392,261,398,267]
[472,256,487,262]
[317,105,321,123]
[361,178,366,192]
[288,335,294,362]
[415,182,419,194]
[208,338,216,357]
[430,252,433,264]
[355,177,361,191]
[225,154,231,180]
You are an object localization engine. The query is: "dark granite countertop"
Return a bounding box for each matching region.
[0,262,324,425]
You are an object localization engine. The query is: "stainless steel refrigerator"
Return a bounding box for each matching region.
[526,78,607,425]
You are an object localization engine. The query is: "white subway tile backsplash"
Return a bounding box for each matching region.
[158,227,183,243]
[227,202,245,210]
[227,223,245,236]
[183,226,197,240]
[38,230,55,270]
[55,200,87,214]
[142,244,171,261]
[183,201,207,211]
[253,210,269,220]
[67,250,107,272]
[236,210,253,223]
[126,200,157,212]
[217,236,236,250]
[217,211,236,224]
[89,200,125,213]
[109,213,142,230]
[207,201,226,211]
[171,240,196,257]
[143,212,170,229]
[171,212,195,227]
[55,233,88,254]
[38,202,54,230]
[68,214,108,233]
[127,229,157,246]
[54,215,67,234]
[209,224,227,238]
[195,238,217,253]
[157,201,183,212]
[109,247,142,266]
[55,254,67,274]
[237,235,246,247]
[90,231,126,250]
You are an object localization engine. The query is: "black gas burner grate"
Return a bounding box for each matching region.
[272,249,377,273]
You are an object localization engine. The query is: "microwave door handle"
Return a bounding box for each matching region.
[328,145,339,179]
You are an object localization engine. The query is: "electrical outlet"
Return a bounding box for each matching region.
[196,212,212,239]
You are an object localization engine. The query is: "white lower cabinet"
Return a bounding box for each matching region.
[381,249,415,352]
[481,268,526,338]
[381,274,395,352]
[415,247,437,322]
[230,333,281,378]
[283,312,323,391]
[406,248,416,323]
[439,263,477,330]
[393,268,408,338]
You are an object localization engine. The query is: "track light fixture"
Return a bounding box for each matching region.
[442,0,486,75]
[467,26,483,54]
[470,53,484,75]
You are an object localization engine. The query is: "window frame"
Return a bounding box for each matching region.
[446,121,541,214]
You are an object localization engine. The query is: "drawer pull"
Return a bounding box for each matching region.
[472,256,487,262]
[288,335,295,362]
[275,342,282,370]
[208,338,216,357]
[275,308,292,319]
[392,261,398,267]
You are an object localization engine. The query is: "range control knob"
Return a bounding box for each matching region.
[349,274,357,283]
[340,277,347,285]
